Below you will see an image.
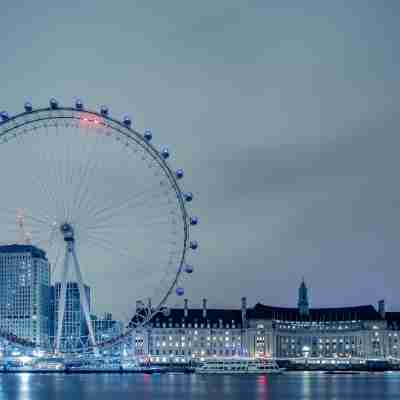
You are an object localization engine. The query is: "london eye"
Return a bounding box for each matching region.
[0,99,198,355]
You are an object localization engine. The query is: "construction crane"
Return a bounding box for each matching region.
[16,209,31,244]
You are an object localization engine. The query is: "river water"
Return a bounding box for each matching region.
[0,372,399,399]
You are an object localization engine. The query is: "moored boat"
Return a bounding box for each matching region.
[196,357,284,375]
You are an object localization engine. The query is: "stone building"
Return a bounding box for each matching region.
[133,298,247,363]
[132,281,400,362]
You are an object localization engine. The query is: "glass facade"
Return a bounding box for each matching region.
[92,312,123,343]
[0,245,50,346]
[50,282,90,347]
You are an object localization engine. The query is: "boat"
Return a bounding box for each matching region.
[4,358,66,373]
[324,370,367,375]
[195,357,284,374]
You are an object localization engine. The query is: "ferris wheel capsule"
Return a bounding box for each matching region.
[184,264,194,274]
[75,99,84,110]
[123,116,132,127]
[190,216,198,226]
[176,287,185,296]
[144,129,152,141]
[190,240,198,250]
[49,98,59,109]
[24,102,33,112]
[0,111,10,122]
[184,192,193,202]
[161,148,170,159]
[100,106,109,116]
[175,169,184,179]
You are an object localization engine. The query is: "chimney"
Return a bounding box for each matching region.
[378,300,385,319]
[202,298,207,318]
[241,297,247,327]
[184,298,188,318]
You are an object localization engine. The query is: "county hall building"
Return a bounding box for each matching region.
[133,281,400,362]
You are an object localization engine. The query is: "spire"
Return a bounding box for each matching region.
[298,278,309,317]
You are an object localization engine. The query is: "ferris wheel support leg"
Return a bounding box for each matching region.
[55,244,70,353]
[70,245,98,352]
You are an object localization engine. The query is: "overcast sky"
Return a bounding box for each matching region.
[1,1,400,311]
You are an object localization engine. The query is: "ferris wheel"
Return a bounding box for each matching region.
[0,99,198,354]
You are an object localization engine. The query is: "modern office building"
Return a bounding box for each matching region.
[133,282,400,362]
[92,312,123,343]
[50,281,91,348]
[0,244,50,346]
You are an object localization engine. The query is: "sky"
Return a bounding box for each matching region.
[1,0,400,312]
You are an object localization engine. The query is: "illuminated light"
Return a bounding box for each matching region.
[19,356,32,364]
[190,216,198,226]
[190,240,198,250]
[176,287,184,296]
[24,102,33,112]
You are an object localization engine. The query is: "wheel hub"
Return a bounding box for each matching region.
[60,223,74,242]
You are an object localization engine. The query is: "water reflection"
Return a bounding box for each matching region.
[301,371,311,398]
[18,373,32,400]
[256,375,268,397]
[0,372,399,399]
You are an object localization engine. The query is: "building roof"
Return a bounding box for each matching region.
[0,244,47,260]
[148,308,243,328]
[385,312,400,329]
[248,303,382,322]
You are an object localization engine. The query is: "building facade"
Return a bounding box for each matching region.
[246,303,386,359]
[92,312,123,343]
[50,281,91,349]
[132,282,400,362]
[0,244,50,346]
[132,299,247,363]
[245,281,395,360]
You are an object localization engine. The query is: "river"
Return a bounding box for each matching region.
[0,371,399,399]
